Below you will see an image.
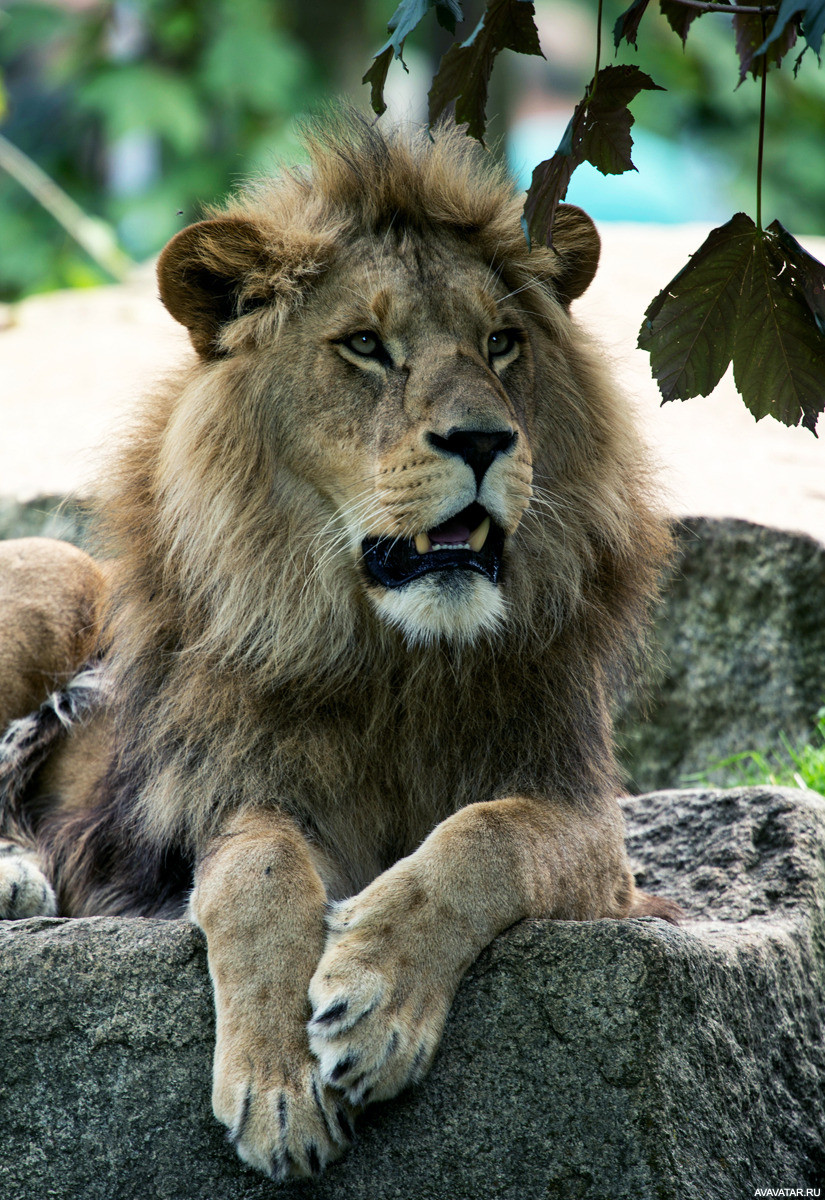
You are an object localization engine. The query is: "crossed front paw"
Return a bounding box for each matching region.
[214,1057,355,1182]
[307,895,454,1106]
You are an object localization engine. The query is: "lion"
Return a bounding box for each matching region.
[0,114,677,1182]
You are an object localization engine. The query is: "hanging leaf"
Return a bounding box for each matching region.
[639,214,825,431]
[523,65,663,247]
[659,0,709,45]
[613,0,652,49]
[756,0,825,58]
[363,46,394,117]
[733,222,825,430]
[428,0,543,142]
[363,1,465,116]
[435,0,464,32]
[639,214,755,402]
[734,9,798,81]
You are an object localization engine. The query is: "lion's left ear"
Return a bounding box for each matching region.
[549,204,601,305]
[157,218,269,358]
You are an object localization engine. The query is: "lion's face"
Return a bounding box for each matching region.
[156,126,605,652]
[263,231,535,644]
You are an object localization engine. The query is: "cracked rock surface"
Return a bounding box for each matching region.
[1,786,824,1199]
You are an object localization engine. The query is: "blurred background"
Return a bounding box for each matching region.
[1,0,825,302]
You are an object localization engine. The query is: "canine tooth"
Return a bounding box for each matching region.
[468,516,491,552]
[414,533,431,555]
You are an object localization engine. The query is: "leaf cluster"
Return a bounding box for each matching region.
[639,214,825,431]
[364,0,825,432]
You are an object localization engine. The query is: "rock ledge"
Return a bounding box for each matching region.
[1,787,824,1200]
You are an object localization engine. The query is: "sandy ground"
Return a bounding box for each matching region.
[2,222,823,543]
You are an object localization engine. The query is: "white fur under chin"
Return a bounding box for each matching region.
[368,571,506,647]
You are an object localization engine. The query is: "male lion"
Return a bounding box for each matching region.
[0,115,676,1181]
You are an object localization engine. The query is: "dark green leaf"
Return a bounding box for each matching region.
[613,0,651,49]
[363,45,394,116]
[364,1,464,117]
[659,0,709,45]
[582,65,664,174]
[757,0,825,57]
[638,214,755,402]
[734,9,798,81]
[770,221,825,334]
[386,0,432,49]
[435,0,464,33]
[523,66,663,246]
[638,214,825,431]
[523,151,576,248]
[732,222,825,431]
[428,0,543,142]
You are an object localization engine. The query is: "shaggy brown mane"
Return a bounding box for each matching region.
[39,113,669,912]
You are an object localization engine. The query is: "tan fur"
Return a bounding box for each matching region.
[0,538,103,727]
[0,115,676,1181]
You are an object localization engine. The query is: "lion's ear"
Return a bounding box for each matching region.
[157,218,269,358]
[549,204,601,305]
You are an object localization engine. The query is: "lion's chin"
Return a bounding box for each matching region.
[367,571,506,647]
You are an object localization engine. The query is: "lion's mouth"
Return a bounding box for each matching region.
[361,503,505,590]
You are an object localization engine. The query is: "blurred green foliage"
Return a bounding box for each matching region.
[0,0,317,299]
[1,0,824,303]
[684,708,825,796]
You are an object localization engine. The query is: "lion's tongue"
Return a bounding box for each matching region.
[429,516,471,545]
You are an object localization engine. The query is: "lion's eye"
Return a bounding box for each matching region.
[487,329,519,360]
[344,331,383,358]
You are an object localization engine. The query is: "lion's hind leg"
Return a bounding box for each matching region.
[0,838,56,918]
[0,669,105,920]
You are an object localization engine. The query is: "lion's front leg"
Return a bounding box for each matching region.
[189,808,353,1182]
[308,795,634,1105]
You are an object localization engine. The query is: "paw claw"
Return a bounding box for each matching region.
[329,1054,358,1083]
[336,1107,355,1141]
[217,1065,350,1180]
[312,999,349,1026]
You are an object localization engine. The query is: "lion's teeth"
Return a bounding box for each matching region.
[468,516,491,552]
[414,533,431,555]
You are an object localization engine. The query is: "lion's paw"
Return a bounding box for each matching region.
[215,1058,354,1182]
[307,896,451,1106]
[0,846,57,919]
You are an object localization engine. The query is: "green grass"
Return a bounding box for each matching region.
[685,708,825,797]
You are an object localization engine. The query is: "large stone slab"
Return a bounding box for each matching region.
[1,787,824,1199]
[617,516,825,792]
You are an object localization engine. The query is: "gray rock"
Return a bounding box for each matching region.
[1,787,824,1200]
[618,516,825,792]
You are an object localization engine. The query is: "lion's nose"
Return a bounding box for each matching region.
[427,428,517,487]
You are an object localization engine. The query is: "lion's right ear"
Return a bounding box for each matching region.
[548,204,601,306]
[157,218,269,358]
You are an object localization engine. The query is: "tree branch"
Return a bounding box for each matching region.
[665,0,778,13]
[0,133,134,282]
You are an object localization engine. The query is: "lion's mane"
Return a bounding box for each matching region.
[53,115,669,914]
